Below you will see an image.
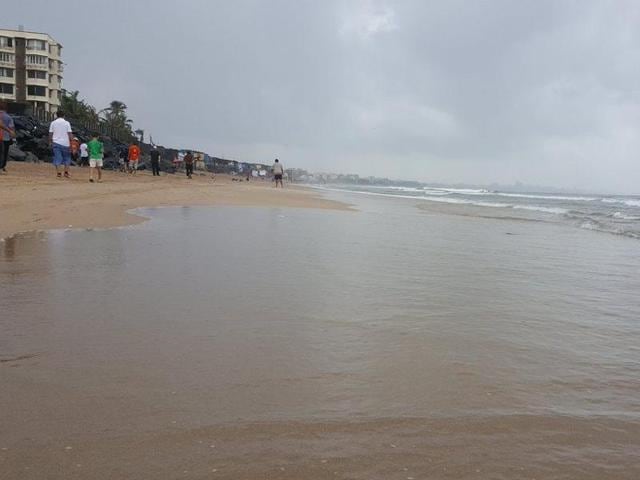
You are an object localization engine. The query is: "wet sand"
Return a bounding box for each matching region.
[3,415,637,479]
[0,162,349,240]
[2,185,640,479]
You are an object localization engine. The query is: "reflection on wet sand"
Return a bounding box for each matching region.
[1,204,639,479]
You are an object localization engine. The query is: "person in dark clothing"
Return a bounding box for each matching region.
[150,147,161,176]
[0,101,16,173]
[120,147,129,173]
[184,151,194,179]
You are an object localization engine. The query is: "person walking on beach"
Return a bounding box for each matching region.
[184,151,194,179]
[0,101,16,173]
[272,158,284,188]
[79,140,89,167]
[150,146,161,176]
[48,110,73,178]
[87,133,104,183]
[70,137,80,165]
[120,146,128,172]
[128,142,140,174]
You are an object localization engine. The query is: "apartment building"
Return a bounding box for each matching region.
[0,28,64,114]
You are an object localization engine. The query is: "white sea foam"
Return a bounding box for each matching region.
[313,184,640,239]
[421,187,451,195]
[428,187,491,195]
[513,205,568,215]
[602,198,640,207]
[421,197,511,208]
[368,186,425,193]
[613,212,640,221]
[493,193,597,202]
[422,188,597,202]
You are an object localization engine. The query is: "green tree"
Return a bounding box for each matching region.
[60,89,99,125]
[100,100,134,139]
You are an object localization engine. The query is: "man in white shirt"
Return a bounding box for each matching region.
[48,110,73,178]
[79,141,89,167]
[272,158,284,188]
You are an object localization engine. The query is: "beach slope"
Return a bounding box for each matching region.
[0,163,349,239]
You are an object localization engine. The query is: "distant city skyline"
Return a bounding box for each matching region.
[4,1,640,193]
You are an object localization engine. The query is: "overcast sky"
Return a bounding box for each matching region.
[7,0,640,192]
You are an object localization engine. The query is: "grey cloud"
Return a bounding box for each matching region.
[5,0,640,192]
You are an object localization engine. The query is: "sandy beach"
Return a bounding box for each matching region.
[0,162,349,240]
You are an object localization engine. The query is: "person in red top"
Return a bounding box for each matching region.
[128,142,140,174]
[70,137,80,166]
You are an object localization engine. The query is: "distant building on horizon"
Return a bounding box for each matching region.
[0,27,64,114]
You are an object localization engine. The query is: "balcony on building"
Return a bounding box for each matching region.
[26,54,49,69]
[26,38,47,52]
[0,37,15,53]
[27,69,49,86]
[0,67,14,82]
[26,84,48,103]
[0,52,15,67]
[0,82,16,100]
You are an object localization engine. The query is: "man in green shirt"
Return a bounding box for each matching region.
[87,133,104,183]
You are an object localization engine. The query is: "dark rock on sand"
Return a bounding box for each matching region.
[8,144,27,161]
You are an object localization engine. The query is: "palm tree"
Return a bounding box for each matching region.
[61,90,99,125]
[100,100,127,118]
[100,100,134,140]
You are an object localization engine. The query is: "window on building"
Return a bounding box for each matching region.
[0,37,13,48]
[27,85,47,97]
[0,83,14,95]
[26,39,47,51]
[0,68,13,78]
[26,55,47,65]
[27,70,47,80]
[0,52,15,63]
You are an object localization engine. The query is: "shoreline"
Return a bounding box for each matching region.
[0,162,352,240]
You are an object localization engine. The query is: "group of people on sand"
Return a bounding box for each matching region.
[118,143,141,174]
[47,109,106,182]
[1,104,286,186]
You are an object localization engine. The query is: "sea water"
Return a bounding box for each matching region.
[315,184,640,239]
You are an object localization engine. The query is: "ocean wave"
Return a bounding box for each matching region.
[313,186,510,207]
[319,186,567,212]
[578,220,640,239]
[427,187,491,195]
[424,189,597,202]
[369,186,425,193]
[423,197,511,208]
[513,205,568,215]
[313,185,640,239]
[422,190,452,196]
[612,212,640,221]
[493,192,597,202]
[601,198,640,207]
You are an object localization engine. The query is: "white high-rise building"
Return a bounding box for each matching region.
[0,28,63,114]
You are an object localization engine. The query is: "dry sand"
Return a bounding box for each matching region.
[0,162,350,239]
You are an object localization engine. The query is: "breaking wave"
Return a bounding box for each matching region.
[602,198,640,208]
[312,185,640,240]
